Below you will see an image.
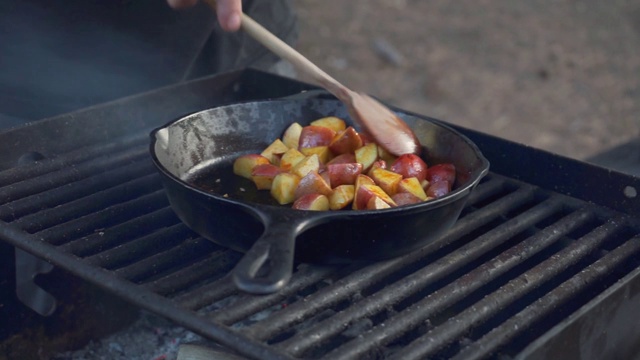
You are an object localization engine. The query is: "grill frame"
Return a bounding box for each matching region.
[1,69,640,359]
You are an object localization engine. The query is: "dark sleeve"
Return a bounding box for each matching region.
[0,0,297,121]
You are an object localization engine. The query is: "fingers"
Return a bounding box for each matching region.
[215,0,242,32]
[166,0,199,9]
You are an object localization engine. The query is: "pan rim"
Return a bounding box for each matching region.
[149,98,490,217]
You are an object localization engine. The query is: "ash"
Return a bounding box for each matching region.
[53,311,215,360]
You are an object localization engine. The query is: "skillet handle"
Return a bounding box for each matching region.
[232,218,302,294]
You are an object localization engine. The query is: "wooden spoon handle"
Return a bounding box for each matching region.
[240,14,351,101]
[204,0,350,101]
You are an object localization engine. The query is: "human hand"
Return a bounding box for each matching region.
[166,0,242,32]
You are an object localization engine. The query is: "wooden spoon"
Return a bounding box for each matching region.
[205,2,421,156]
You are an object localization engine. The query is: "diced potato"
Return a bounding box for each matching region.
[292,194,330,211]
[282,122,303,149]
[300,146,333,164]
[329,127,363,154]
[280,148,306,171]
[369,167,403,196]
[310,116,347,132]
[270,173,300,205]
[329,185,355,210]
[261,139,289,164]
[298,126,336,148]
[355,142,378,172]
[377,144,397,164]
[397,177,428,200]
[250,164,283,190]
[367,196,392,210]
[233,154,271,179]
[295,171,332,199]
[353,184,396,210]
[291,154,320,178]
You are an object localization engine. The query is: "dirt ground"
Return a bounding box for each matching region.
[294,0,640,161]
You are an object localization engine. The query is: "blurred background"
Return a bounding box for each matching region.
[293,0,640,161]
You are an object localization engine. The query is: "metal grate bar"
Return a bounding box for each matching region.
[173,276,239,311]
[451,234,640,360]
[387,215,630,360]
[175,173,512,329]
[114,236,221,283]
[34,190,168,245]
[0,219,296,360]
[0,135,146,187]
[11,174,161,233]
[84,222,194,269]
[276,187,547,356]
[59,207,181,256]
[0,160,155,221]
[144,250,242,296]
[209,265,339,326]
[0,146,149,204]
[240,178,516,341]
[320,207,594,360]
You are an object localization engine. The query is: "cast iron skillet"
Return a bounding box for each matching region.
[149,95,489,294]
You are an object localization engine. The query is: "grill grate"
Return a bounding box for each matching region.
[1,70,640,359]
[1,135,639,359]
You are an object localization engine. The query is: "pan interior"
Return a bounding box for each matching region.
[153,98,487,205]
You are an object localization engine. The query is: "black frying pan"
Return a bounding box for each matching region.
[149,95,489,294]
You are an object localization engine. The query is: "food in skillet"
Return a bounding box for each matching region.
[233,117,455,211]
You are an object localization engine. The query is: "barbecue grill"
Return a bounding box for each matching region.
[1,69,640,360]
